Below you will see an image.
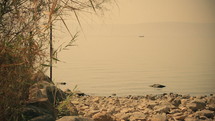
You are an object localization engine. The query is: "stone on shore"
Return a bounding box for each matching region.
[57,116,94,121]
[195,110,214,118]
[92,112,116,121]
[22,72,215,121]
[22,72,67,121]
[149,113,167,121]
[155,105,170,113]
[129,112,147,121]
[70,93,215,121]
[30,114,55,121]
[186,99,206,111]
[57,100,79,117]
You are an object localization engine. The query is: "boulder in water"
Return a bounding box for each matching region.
[150,84,166,88]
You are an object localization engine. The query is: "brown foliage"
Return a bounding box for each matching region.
[0,0,109,120]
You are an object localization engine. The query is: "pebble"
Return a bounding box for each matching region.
[67,93,215,121]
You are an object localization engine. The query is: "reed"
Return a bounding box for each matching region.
[0,0,110,120]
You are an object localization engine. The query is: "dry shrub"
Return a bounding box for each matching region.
[0,1,46,120]
[0,0,110,120]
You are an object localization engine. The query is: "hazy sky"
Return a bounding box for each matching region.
[96,0,215,24]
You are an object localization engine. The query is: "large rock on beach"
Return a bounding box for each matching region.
[29,80,66,104]
[23,72,67,121]
[22,105,56,121]
[25,98,57,116]
[30,72,67,104]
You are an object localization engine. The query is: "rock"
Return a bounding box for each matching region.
[146,102,158,109]
[169,109,181,114]
[31,71,54,84]
[110,98,120,106]
[172,98,181,107]
[180,99,189,105]
[57,101,78,117]
[64,94,215,121]
[129,112,147,121]
[22,105,56,121]
[179,106,188,112]
[150,84,166,88]
[64,89,73,96]
[46,85,66,104]
[29,82,49,99]
[57,116,94,121]
[207,96,215,104]
[120,108,134,113]
[130,96,140,100]
[114,113,131,121]
[182,95,191,99]
[29,79,66,104]
[71,101,80,105]
[208,104,215,111]
[107,106,117,114]
[186,103,198,112]
[91,105,100,111]
[75,91,86,96]
[159,100,176,109]
[92,97,100,103]
[56,82,67,85]
[173,113,187,120]
[142,108,153,114]
[25,72,67,121]
[26,98,57,117]
[80,106,89,111]
[92,112,116,121]
[184,117,198,121]
[199,116,208,120]
[186,99,206,111]
[111,93,117,96]
[30,114,55,121]
[149,113,167,121]
[84,110,100,117]
[191,99,206,106]
[155,106,170,113]
[146,95,157,100]
[195,110,214,118]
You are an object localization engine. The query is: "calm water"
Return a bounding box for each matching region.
[54,23,215,96]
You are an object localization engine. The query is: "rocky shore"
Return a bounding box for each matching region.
[22,73,214,121]
[57,93,215,121]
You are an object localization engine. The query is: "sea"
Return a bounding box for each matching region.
[53,22,215,96]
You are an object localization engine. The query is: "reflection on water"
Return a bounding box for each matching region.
[54,23,215,96]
